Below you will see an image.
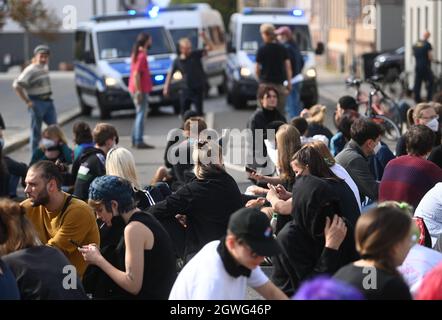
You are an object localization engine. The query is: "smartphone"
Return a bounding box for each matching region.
[69,239,82,248]
[245,166,257,174]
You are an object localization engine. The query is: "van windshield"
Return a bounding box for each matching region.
[240,24,312,52]
[97,27,173,60]
[169,29,198,50]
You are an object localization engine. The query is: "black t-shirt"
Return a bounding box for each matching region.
[126,211,177,299]
[172,50,206,89]
[2,246,87,300]
[413,40,432,70]
[334,264,412,300]
[256,42,289,84]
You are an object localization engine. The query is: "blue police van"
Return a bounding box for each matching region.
[74,9,179,119]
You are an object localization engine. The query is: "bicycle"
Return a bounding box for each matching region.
[346,77,402,141]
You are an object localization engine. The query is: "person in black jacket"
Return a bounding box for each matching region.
[148,140,243,263]
[247,85,286,172]
[271,175,359,296]
[73,123,118,200]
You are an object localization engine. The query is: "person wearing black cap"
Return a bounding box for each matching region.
[13,44,58,154]
[80,175,176,299]
[169,207,288,300]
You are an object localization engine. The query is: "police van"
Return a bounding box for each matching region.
[74,9,179,119]
[226,8,324,109]
[159,3,228,95]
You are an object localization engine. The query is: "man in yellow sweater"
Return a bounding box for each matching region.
[21,160,100,278]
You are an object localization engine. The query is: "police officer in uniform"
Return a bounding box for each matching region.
[413,31,434,103]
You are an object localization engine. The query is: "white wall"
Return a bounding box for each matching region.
[405,0,441,77]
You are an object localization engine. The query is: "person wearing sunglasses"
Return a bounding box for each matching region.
[169,207,288,300]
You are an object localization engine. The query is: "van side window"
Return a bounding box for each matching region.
[74,31,86,61]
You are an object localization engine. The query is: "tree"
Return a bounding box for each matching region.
[3,0,61,61]
[171,0,236,29]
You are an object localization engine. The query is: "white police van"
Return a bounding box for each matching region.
[226,8,324,109]
[74,9,179,119]
[159,3,228,95]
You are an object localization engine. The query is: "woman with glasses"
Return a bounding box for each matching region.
[396,103,440,156]
[148,140,243,264]
[334,203,415,300]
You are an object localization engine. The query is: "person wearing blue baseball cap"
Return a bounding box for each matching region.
[169,207,288,300]
[13,44,58,154]
[79,175,177,299]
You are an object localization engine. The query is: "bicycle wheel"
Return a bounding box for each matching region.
[373,114,401,141]
[380,98,403,134]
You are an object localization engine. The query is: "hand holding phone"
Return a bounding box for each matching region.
[245,166,257,174]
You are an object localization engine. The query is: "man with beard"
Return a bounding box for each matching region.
[21,160,99,278]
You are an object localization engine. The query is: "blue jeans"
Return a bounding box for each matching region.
[28,99,57,153]
[285,82,302,119]
[131,93,149,145]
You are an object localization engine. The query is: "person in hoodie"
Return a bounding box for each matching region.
[73,123,119,201]
[148,139,243,264]
[271,174,359,296]
[247,85,286,171]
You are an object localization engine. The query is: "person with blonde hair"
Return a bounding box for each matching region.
[0,198,87,299]
[396,102,439,156]
[302,104,333,142]
[149,139,243,263]
[30,124,73,167]
[106,147,140,189]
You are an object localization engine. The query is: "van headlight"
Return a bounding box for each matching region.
[305,68,317,78]
[105,77,118,87]
[240,67,252,78]
[173,71,183,81]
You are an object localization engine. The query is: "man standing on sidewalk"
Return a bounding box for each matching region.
[256,24,292,115]
[275,26,304,119]
[13,45,58,153]
[413,31,434,103]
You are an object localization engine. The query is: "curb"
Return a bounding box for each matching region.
[3,107,82,155]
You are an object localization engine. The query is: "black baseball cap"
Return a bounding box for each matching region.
[228,208,281,257]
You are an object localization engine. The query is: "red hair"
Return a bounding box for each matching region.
[416,262,442,300]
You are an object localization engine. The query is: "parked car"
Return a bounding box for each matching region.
[373,46,405,82]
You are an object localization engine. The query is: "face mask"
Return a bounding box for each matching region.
[373,141,382,154]
[426,118,439,132]
[0,138,4,150]
[41,138,57,149]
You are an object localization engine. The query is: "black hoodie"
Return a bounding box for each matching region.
[272,175,359,296]
[73,147,106,201]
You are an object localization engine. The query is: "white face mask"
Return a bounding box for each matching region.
[426,118,439,132]
[41,138,57,149]
[373,141,382,155]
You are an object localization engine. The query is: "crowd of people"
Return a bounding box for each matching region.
[2,24,442,301]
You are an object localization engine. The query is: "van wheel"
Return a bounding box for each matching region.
[76,87,92,116]
[97,92,111,119]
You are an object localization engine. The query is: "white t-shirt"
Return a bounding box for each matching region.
[169,240,269,300]
[330,163,362,211]
[414,183,442,246]
[398,244,442,296]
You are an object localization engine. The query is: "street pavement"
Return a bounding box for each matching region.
[1,62,352,300]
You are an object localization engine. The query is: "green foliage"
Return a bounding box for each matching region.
[171,0,236,28]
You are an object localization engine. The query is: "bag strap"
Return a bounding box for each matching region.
[58,195,73,227]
